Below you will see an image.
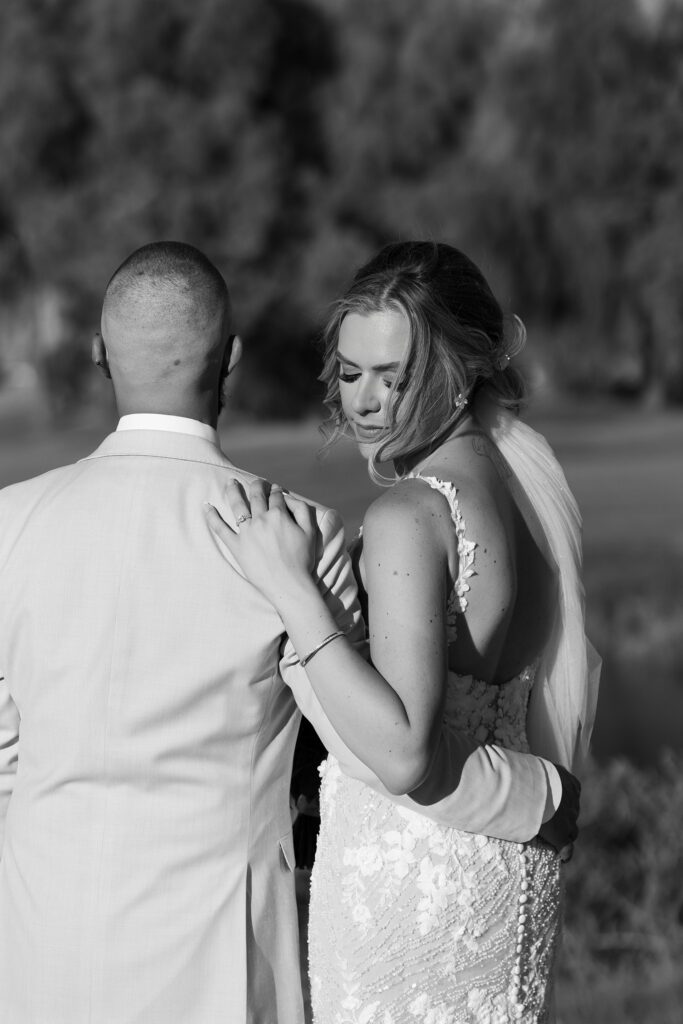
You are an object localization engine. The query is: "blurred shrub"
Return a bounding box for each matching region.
[231,298,324,420]
[557,754,683,1023]
[556,546,683,1021]
[586,550,683,762]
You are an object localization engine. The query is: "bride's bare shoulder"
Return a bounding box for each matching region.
[363,477,453,526]
[361,478,460,562]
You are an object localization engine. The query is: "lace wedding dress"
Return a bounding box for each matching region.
[308,475,562,1024]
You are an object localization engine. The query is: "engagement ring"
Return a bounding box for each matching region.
[236,513,252,526]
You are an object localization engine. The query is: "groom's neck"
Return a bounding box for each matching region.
[114,388,220,429]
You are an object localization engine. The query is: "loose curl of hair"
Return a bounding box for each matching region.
[319,241,527,484]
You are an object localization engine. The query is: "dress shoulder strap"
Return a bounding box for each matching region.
[404,473,477,613]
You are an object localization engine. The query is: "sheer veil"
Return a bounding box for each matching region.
[477,396,601,774]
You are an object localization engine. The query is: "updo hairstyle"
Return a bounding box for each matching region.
[319,241,527,482]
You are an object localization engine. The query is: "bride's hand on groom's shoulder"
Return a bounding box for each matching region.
[205,477,319,607]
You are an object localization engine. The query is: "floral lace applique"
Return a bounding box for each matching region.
[443,665,536,751]
[310,663,558,1023]
[404,474,477,634]
[466,989,510,1024]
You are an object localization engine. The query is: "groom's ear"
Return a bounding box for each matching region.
[91,331,112,380]
[224,334,242,376]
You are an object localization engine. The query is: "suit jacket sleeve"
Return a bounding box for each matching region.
[279,507,558,843]
[0,671,19,858]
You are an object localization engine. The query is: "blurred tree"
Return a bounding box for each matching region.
[302,0,502,247]
[1,0,682,418]
[495,0,683,400]
[60,0,284,310]
[234,0,338,416]
[0,0,336,418]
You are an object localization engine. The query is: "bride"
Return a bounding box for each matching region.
[207,242,599,1022]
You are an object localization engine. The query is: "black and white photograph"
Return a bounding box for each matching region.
[0,2,681,1022]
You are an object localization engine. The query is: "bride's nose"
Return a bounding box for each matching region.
[351,377,382,416]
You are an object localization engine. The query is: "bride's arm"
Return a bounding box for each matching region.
[282,501,567,844]
[206,481,572,842]
[230,482,452,795]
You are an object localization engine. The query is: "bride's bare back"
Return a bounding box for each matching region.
[357,423,557,689]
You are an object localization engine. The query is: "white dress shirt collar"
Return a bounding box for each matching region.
[116,413,220,447]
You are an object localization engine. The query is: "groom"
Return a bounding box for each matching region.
[0,242,576,1024]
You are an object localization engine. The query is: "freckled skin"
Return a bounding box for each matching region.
[354,428,557,687]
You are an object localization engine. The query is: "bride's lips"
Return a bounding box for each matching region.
[353,423,384,441]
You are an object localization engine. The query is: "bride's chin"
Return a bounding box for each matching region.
[357,438,391,462]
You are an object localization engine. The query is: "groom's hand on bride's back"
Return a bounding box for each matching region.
[538,764,581,858]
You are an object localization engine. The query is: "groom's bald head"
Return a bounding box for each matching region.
[102,242,230,369]
[97,242,238,419]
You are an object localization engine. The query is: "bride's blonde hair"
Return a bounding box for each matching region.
[319,241,527,484]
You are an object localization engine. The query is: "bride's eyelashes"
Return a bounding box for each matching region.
[336,365,397,389]
[337,369,360,383]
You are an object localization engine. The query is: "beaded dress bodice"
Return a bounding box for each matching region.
[308,476,561,1024]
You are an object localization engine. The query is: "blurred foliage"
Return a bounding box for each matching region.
[557,754,683,1023]
[554,547,683,1021]
[585,548,683,762]
[0,0,683,417]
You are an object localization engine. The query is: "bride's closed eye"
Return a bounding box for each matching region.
[337,365,396,389]
[338,370,360,383]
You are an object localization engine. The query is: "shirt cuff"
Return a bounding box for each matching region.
[540,759,563,823]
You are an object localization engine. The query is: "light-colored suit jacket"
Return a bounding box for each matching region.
[0,427,556,1024]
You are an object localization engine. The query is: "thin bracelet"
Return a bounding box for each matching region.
[299,630,346,667]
